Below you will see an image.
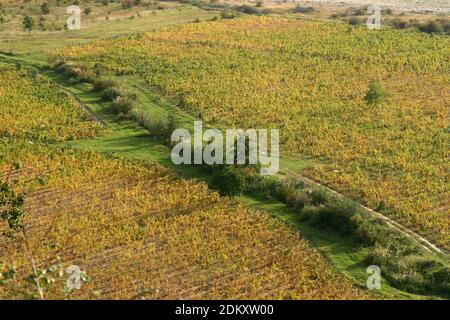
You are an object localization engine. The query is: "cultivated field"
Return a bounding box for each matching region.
[1,0,449,300]
[53,16,450,250]
[0,67,365,299]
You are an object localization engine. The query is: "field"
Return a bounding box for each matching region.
[53,16,450,250]
[0,0,449,301]
[0,67,367,299]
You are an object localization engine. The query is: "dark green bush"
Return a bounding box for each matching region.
[211,165,246,197]
[316,199,360,235]
[354,219,395,246]
[135,112,177,144]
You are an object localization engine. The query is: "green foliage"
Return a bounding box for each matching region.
[93,78,118,92]
[212,165,246,197]
[220,10,236,19]
[0,262,16,285]
[315,199,361,235]
[40,3,50,15]
[366,244,450,297]
[348,16,362,26]
[135,112,177,144]
[310,188,329,206]
[364,80,385,106]
[418,21,444,34]
[22,15,35,34]
[236,5,260,15]
[0,181,25,239]
[121,0,134,9]
[101,86,123,101]
[291,6,315,14]
[111,94,137,119]
[53,61,95,83]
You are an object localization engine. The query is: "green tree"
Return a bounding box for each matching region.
[364,80,385,106]
[23,15,35,35]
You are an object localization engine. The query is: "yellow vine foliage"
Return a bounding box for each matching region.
[0,65,365,299]
[0,69,104,142]
[53,16,450,249]
[0,143,367,299]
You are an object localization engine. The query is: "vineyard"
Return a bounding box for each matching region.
[0,67,366,299]
[0,68,104,142]
[53,16,450,249]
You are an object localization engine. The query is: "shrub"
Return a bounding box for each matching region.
[310,188,329,206]
[364,80,384,106]
[135,112,176,143]
[237,5,259,15]
[93,78,118,92]
[111,95,136,118]
[291,6,315,14]
[220,10,236,19]
[212,165,246,197]
[391,18,409,29]
[418,21,444,34]
[298,205,319,222]
[285,189,311,210]
[354,219,393,246]
[53,61,95,83]
[166,112,178,137]
[365,244,450,297]
[352,8,365,16]
[101,86,123,101]
[245,174,275,194]
[121,0,134,9]
[41,3,50,14]
[348,16,362,25]
[316,199,360,235]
